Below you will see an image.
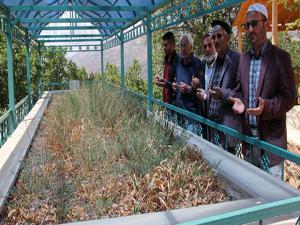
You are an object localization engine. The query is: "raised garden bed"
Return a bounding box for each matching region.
[1,85,230,224]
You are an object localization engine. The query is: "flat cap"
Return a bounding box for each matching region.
[211,20,232,34]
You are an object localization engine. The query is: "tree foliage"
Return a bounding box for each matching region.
[277,31,300,76]
[103,59,162,99]
[0,37,88,111]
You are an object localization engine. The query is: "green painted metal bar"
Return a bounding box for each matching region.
[38,38,102,43]
[150,0,245,31]
[101,41,104,75]
[146,12,153,112]
[44,49,101,53]
[25,30,31,108]
[38,42,42,96]
[7,5,149,12]
[177,196,300,225]
[15,95,29,124]
[43,44,101,48]
[120,31,125,91]
[27,25,122,31]
[151,98,300,165]
[18,17,134,23]
[0,109,11,148]
[35,34,107,38]
[102,24,146,50]
[5,15,16,133]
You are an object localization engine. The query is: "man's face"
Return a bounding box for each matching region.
[180,37,192,59]
[211,26,228,55]
[203,36,216,62]
[163,39,175,55]
[245,11,267,46]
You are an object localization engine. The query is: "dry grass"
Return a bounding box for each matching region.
[1,83,228,224]
[285,142,300,189]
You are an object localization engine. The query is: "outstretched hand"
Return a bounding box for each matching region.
[209,87,222,100]
[154,75,166,87]
[247,97,265,116]
[228,97,245,114]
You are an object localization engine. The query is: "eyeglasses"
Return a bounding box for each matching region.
[242,19,266,30]
[211,33,223,41]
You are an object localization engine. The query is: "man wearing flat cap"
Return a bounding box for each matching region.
[229,3,296,178]
[195,19,241,154]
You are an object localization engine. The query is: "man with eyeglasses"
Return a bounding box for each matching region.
[229,3,296,178]
[194,20,241,154]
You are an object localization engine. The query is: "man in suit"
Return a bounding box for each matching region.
[191,33,217,139]
[229,3,296,178]
[195,20,241,154]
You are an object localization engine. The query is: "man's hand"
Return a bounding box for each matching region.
[172,78,178,91]
[228,97,245,114]
[247,97,265,116]
[209,87,222,100]
[191,75,200,90]
[179,82,192,93]
[196,88,207,100]
[155,75,166,87]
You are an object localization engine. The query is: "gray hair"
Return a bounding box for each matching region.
[180,34,193,46]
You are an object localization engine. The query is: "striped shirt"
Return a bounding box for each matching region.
[248,42,268,127]
[208,56,224,119]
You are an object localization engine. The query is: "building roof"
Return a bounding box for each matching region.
[233,0,300,31]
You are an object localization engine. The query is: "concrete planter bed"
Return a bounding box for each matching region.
[0,85,299,225]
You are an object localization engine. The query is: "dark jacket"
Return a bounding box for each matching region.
[164,51,179,104]
[175,53,204,114]
[208,48,242,147]
[234,41,296,166]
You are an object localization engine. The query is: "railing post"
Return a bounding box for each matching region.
[101,40,104,77]
[38,42,42,96]
[146,12,153,111]
[25,30,32,108]
[120,31,125,92]
[5,14,16,133]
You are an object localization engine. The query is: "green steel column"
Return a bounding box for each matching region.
[101,40,104,76]
[38,42,42,95]
[120,31,125,91]
[25,30,31,108]
[5,16,16,132]
[146,12,153,111]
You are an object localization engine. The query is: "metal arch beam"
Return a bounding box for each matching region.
[7,5,149,12]
[35,34,109,38]
[17,17,134,23]
[38,38,102,42]
[27,25,122,30]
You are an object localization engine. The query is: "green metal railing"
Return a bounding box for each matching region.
[0,85,42,148]
[0,109,11,147]
[177,196,300,225]
[15,96,30,124]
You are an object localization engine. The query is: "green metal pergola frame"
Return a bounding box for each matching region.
[0,0,247,131]
[1,1,299,224]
